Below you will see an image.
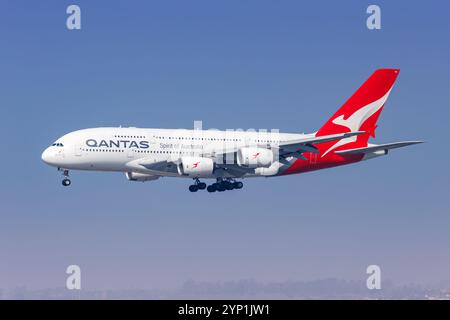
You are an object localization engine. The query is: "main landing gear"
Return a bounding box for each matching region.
[188,178,243,193]
[59,168,71,187]
[206,178,243,193]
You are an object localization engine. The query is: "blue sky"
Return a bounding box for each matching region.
[0,1,449,293]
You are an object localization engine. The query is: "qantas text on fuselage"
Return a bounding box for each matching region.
[41,69,422,192]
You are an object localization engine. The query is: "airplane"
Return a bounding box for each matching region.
[41,69,422,192]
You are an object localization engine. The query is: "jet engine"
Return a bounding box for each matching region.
[237,147,274,168]
[125,172,160,182]
[178,156,214,177]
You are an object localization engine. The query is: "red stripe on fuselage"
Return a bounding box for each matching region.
[279,152,364,176]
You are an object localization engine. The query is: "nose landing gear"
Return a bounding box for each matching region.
[59,168,71,187]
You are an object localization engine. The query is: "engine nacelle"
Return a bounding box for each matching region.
[178,156,214,177]
[237,147,274,168]
[126,172,160,182]
[254,161,282,176]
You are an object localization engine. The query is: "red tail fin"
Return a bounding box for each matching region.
[317,69,400,156]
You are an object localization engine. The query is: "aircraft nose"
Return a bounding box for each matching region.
[41,147,53,164]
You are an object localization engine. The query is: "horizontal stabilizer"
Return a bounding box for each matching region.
[335,141,423,155]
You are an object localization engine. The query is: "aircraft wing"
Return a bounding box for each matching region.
[138,158,252,178]
[138,159,179,174]
[135,131,367,175]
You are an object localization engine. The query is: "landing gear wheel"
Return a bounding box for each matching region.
[59,168,71,187]
[189,185,199,192]
[198,182,207,190]
[233,181,243,189]
[223,181,234,190]
[191,179,206,191]
[216,183,226,192]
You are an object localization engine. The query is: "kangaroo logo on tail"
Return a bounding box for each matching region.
[322,89,392,157]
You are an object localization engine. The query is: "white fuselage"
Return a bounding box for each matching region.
[41,127,309,179]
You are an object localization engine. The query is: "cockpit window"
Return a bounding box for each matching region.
[52,143,64,147]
